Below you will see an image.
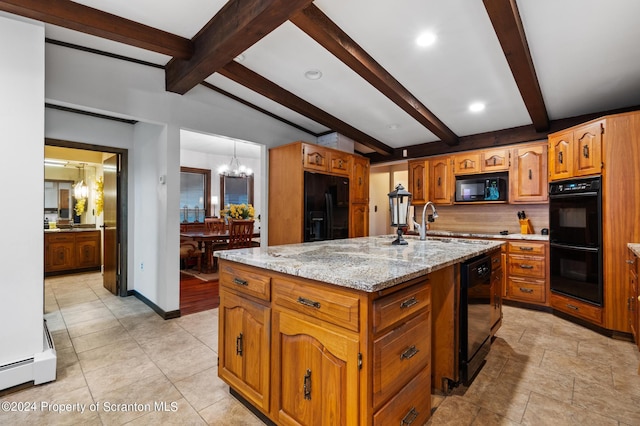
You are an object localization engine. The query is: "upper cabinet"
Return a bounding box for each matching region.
[510,142,548,203]
[302,144,329,172]
[351,156,370,204]
[549,120,603,181]
[481,148,510,173]
[408,159,428,205]
[430,156,454,205]
[453,152,481,175]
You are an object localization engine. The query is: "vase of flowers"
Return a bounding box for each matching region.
[221,203,255,220]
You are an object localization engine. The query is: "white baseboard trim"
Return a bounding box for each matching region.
[0,320,57,391]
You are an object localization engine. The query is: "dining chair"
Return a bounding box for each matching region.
[205,218,227,271]
[180,239,202,272]
[228,219,255,249]
[205,217,225,232]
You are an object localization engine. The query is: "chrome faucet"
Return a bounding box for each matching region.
[413,201,438,240]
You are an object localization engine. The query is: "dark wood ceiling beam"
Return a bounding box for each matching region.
[0,0,193,59]
[165,0,313,95]
[290,4,459,146]
[483,0,549,132]
[219,61,394,155]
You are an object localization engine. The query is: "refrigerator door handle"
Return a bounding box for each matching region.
[325,192,333,240]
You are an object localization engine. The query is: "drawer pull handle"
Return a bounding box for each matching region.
[236,333,243,356]
[400,297,418,309]
[567,304,579,311]
[400,345,419,360]
[303,369,312,400]
[519,264,534,269]
[298,297,321,309]
[401,407,419,425]
[233,277,248,286]
[519,246,534,251]
[519,287,534,294]
[493,258,500,263]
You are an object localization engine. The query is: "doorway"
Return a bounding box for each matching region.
[44,139,128,297]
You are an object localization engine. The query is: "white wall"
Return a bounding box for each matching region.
[42,32,313,312]
[0,16,44,366]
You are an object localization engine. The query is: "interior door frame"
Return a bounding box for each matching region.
[45,138,129,297]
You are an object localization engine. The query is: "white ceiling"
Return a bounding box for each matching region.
[33,0,640,155]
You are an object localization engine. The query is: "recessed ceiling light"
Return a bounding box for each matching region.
[387,123,400,130]
[469,102,486,113]
[416,32,437,47]
[304,69,323,80]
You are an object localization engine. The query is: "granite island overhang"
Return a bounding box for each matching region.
[215,235,505,292]
[214,235,505,425]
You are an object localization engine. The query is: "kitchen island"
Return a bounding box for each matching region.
[44,228,101,275]
[216,235,504,425]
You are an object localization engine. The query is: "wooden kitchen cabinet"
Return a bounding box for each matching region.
[509,142,548,203]
[218,259,434,425]
[504,241,548,305]
[45,230,101,274]
[548,120,603,181]
[453,152,481,175]
[269,141,370,245]
[302,143,329,172]
[350,203,369,238]
[351,156,370,204]
[272,309,360,425]
[218,290,271,412]
[430,156,454,205]
[408,159,428,205]
[482,148,510,172]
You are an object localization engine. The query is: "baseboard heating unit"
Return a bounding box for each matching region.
[0,320,57,391]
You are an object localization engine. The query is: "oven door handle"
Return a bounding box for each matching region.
[549,191,598,199]
[550,243,600,252]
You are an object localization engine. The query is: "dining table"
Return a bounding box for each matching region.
[180,229,260,273]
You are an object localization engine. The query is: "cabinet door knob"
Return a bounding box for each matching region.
[583,145,590,159]
[303,369,312,400]
[558,151,564,164]
[401,407,419,425]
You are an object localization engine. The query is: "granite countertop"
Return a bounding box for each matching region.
[628,243,640,257]
[216,235,504,293]
[422,229,549,241]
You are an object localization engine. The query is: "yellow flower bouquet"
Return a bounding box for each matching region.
[222,203,255,220]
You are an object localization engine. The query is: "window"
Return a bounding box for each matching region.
[220,175,254,208]
[180,167,211,222]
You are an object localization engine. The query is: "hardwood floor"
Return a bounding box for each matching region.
[180,272,219,316]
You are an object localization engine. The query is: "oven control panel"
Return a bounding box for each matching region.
[549,176,600,194]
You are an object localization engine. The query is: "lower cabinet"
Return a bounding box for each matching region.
[44,230,101,274]
[218,260,433,425]
[490,249,503,334]
[504,241,548,305]
[272,310,360,425]
[218,290,270,412]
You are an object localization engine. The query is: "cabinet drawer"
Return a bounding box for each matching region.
[507,277,545,302]
[46,233,74,243]
[219,262,271,302]
[273,278,360,332]
[508,241,545,255]
[508,255,545,278]
[329,153,351,176]
[490,250,502,271]
[373,283,430,334]
[373,365,431,426]
[373,311,430,408]
[75,232,99,242]
[551,292,603,325]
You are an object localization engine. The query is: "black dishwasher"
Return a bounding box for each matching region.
[459,254,492,384]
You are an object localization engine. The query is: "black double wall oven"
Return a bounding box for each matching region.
[549,176,603,306]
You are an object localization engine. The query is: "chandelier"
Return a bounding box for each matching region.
[218,142,253,177]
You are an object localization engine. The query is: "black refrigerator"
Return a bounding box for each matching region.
[304,171,350,242]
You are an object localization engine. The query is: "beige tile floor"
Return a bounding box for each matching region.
[1,272,639,425]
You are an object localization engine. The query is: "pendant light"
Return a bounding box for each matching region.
[74,164,88,199]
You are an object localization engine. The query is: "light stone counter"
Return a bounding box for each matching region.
[628,243,640,257]
[422,229,549,241]
[216,235,504,292]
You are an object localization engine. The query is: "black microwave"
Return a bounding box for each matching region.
[455,173,508,202]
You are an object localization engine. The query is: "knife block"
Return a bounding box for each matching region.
[519,219,534,234]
